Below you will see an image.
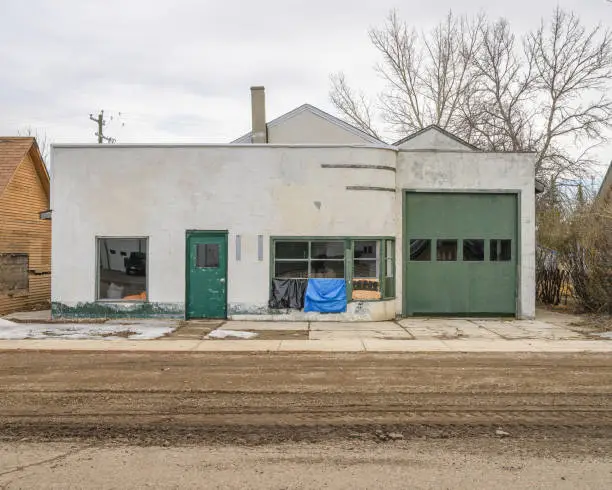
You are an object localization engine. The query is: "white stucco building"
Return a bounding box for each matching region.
[51,87,537,321]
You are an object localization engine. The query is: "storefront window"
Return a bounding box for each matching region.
[97,238,147,301]
[271,238,395,302]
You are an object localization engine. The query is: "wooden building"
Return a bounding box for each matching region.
[0,137,51,315]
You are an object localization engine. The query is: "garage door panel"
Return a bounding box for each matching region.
[466,263,515,314]
[404,193,517,316]
[406,262,468,314]
[405,193,516,238]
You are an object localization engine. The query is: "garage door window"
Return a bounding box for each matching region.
[409,239,431,261]
[97,238,147,301]
[437,240,457,261]
[463,239,485,261]
[490,239,512,261]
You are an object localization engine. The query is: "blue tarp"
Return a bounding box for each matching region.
[304,279,347,313]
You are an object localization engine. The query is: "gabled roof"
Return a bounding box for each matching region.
[597,160,612,204]
[231,103,385,145]
[393,125,480,151]
[0,137,49,198]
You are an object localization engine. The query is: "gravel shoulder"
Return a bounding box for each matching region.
[0,439,611,489]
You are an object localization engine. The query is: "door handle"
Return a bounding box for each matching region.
[219,278,225,283]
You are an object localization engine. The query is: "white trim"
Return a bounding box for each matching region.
[51,143,397,150]
[50,143,536,155]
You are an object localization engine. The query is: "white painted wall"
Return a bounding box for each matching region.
[395,150,536,319]
[268,110,373,144]
[397,128,475,151]
[51,145,397,318]
[51,143,535,320]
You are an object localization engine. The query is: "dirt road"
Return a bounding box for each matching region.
[0,351,611,445]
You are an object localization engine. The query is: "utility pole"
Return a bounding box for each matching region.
[89,110,117,144]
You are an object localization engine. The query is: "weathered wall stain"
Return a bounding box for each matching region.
[52,302,184,319]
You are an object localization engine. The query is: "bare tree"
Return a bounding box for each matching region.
[330,73,382,140]
[342,11,482,139]
[18,126,49,167]
[526,9,612,179]
[330,8,612,181]
[461,18,536,152]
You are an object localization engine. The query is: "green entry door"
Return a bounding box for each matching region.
[186,231,228,319]
[404,193,518,316]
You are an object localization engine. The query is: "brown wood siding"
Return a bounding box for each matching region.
[0,152,51,315]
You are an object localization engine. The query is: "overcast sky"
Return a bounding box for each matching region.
[0,0,610,176]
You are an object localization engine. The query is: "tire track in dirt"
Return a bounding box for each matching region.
[0,351,610,443]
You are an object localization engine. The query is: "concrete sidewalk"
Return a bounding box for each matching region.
[2,308,610,352]
[0,337,610,353]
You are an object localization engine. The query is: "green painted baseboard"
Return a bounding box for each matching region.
[51,302,184,319]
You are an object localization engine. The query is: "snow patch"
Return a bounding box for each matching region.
[0,321,175,340]
[207,329,258,340]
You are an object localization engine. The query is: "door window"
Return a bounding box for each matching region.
[196,243,220,268]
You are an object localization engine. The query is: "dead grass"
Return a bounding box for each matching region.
[569,314,612,334]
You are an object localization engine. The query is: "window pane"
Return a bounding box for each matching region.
[386,240,394,259]
[384,276,395,298]
[354,240,377,259]
[275,241,308,259]
[386,258,394,278]
[352,279,381,300]
[196,243,219,268]
[354,259,377,278]
[437,240,457,261]
[410,239,431,261]
[311,241,344,259]
[490,239,512,261]
[463,239,484,261]
[275,261,308,278]
[98,238,147,300]
[310,260,344,278]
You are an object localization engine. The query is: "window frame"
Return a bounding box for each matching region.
[270,236,396,303]
[96,236,149,302]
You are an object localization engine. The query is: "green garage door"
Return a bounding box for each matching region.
[404,192,518,316]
